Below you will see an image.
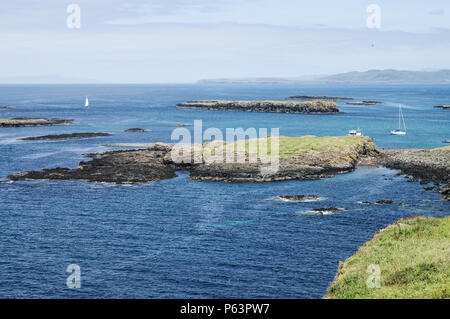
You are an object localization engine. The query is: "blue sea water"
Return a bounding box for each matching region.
[0,83,448,298]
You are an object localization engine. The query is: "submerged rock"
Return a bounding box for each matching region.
[312,207,346,215]
[376,200,395,205]
[277,195,320,202]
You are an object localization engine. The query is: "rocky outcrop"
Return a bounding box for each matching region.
[19,132,111,141]
[0,106,16,110]
[378,148,450,200]
[8,143,177,184]
[0,118,73,127]
[124,128,149,132]
[176,100,339,114]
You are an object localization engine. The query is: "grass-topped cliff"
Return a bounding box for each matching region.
[325,216,450,299]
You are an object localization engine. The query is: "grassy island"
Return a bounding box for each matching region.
[325,216,450,299]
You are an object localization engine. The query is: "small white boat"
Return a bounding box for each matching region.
[348,129,363,136]
[85,96,89,108]
[390,104,406,135]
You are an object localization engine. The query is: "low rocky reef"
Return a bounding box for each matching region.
[433,105,449,110]
[0,106,16,110]
[287,95,352,101]
[124,128,149,132]
[346,100,383,105]
[176,100,339,114]
[0,117,73,127]
[19,132,111,141]
[379,147,450,200]
[8,136,377,184]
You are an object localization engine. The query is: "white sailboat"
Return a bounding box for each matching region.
[85,96,89,108]
[390,104,406,135]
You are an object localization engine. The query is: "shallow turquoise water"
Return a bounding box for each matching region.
[0,84,448,298]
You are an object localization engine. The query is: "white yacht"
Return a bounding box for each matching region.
[390,104,406,135]
[85,96,89,108]
[348,129,363,136]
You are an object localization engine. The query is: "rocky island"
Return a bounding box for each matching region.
[0,106,16,110]
[8,136,377,183]
[176,100,339,114]
[19,132,111,141]
[124,128,149,132]
[0,117,73,127]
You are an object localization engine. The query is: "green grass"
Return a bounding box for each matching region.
[179,135,374,161]
[325,216,450,299]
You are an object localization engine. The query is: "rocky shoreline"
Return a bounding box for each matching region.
[379,147,450,200]
[19,132,111,141]
[0,117,73,127]
[176,100,339,114]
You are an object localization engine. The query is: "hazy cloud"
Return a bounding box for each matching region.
[429,8,445,16]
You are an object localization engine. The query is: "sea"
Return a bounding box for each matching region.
[0,83,448,298]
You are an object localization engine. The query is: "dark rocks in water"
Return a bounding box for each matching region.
[346,100,382,105]
[19,132,111,141]
[0,117,73,127]
[8,143,177,184]
[124,128,149,132]
[277,194,320,202]
[376,200,395,205]
[312,207,346,215]
[398,203,404,206]
[0,106,16,110]
[439,185,450,195]
[359,201,373,205]
[176,100,339,114]
[424,186,435,191]
[379,148,450,200]
[287,95,352,101]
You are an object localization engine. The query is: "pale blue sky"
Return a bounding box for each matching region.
[1,0,450,83]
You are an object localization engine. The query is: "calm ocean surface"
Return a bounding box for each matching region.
[0,83,449,298]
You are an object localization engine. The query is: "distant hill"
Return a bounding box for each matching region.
[198,69,450,84]
[316,69,450,83]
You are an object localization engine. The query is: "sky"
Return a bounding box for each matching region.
[0,0,450,83]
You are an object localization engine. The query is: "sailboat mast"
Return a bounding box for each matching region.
[398,104,401,130]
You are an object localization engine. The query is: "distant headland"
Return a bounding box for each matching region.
[198,69,450,84]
